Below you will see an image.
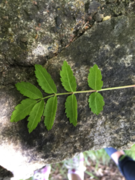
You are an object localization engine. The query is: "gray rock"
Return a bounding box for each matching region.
[1,0,135,178]
[0,166,13,179]
[93,13,104,22]
[106,0,116,3]
[88,1,101,15]
[0,0,134,66]
[0,0,88,66]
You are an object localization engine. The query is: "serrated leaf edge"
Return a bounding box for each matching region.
[35,64,57,94]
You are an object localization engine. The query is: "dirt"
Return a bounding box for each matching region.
[50,160,126,180]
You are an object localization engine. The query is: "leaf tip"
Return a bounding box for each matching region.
[28,124,33,134]
[63,60,67,64]
[73,122,77,127]
[10,118,14,123]
[28,129,32,134]
[15,82,20,89]
[35,64,40,68]
[46,127,52,131]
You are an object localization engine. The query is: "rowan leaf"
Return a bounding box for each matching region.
[65,94,78,126]
[88,64,103,90]
[88,92,105,115]
[27,100,44,133]
[15,82,43,99]
[10,98,37,122]
[44,96,57,130]
[35,64,57,94]
[60,61,77,92]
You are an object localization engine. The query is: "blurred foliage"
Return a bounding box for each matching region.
[50,162,67,180]
[83,148,110,166]
[125,144,135,160]
[49,149,110,180]
[49,145,135,179]
[25,145,135,180]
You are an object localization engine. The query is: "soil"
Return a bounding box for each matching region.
[50,160,126,180]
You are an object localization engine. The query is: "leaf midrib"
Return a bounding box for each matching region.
[95,68,97,90]
[49,97,56,129]
[95,94,98,114]
[13,101,36,121]
[30,102,41,130]
[72,95,76,125]
[21,84,42,98]
[71,95,73,122]
[66,66,73,92]
[39,69,55,93]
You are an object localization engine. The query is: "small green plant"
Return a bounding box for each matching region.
[125,144,135,160]
[10,61,135,133]
[83,149,110,166]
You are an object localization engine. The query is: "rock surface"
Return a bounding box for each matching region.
[0,0,134,66]
[1,0,135,179]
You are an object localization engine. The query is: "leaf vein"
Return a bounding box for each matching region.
[39,70,55,93]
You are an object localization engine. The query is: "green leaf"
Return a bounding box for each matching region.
[88,64,103,90]
[60,61,77,92]
[27,100,44,133]
[35,64,57,94]
[65,94,78,126]
[89,92,105,115]
[44,96,57,130]
[15,82,43,99]
[10,98,37,122]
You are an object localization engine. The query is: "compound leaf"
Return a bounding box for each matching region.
[65,94,78,126]
[10,98,37,122]
[89,92,105,115]
[44,96,57,130]
[60,61,77,92]
[35,64,57,94]
[15,82,43,99]
[88,64,103,90]
[27,100,44,133]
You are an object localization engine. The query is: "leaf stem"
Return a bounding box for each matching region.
[98,85,135,92]
[42,92,72,100]
[74,85,135,94]
[74,90,96,94]
[56,92,72,96]
[42,94,54,99]
[42,85,135,99]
